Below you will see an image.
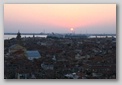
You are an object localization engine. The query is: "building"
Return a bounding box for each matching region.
[41,62,54,70]
[16,31,22,45]
[26,51,41,60]
[9,44,26,54]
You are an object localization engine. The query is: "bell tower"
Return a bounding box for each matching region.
[16,30,21,44]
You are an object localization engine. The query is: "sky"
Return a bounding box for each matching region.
[4,4,116,34]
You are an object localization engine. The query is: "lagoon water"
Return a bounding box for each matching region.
[4,35,47,40]
[4,35,116,40]
[88,36,116,38]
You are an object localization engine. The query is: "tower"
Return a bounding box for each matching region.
[16,31,22,44]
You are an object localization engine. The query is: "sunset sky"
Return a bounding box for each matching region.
[4,4,116,34]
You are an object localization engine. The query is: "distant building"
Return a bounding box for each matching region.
[65,73,79,79]
[26,51,41,60]
[16,73,28,79]
[16,73,36,79]
[75,53,83,60]
[41,62,54,70]
[16,31,21,39]
[16,31,22,45]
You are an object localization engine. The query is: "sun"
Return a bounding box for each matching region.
[70,28,74,31]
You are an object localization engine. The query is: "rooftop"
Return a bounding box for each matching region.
[26,51,41,58]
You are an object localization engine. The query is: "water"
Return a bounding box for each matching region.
[88,36,116,38]
[4,35,116,40]
[4,35,47,40]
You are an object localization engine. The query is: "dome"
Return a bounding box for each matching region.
[9,44,26,53]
